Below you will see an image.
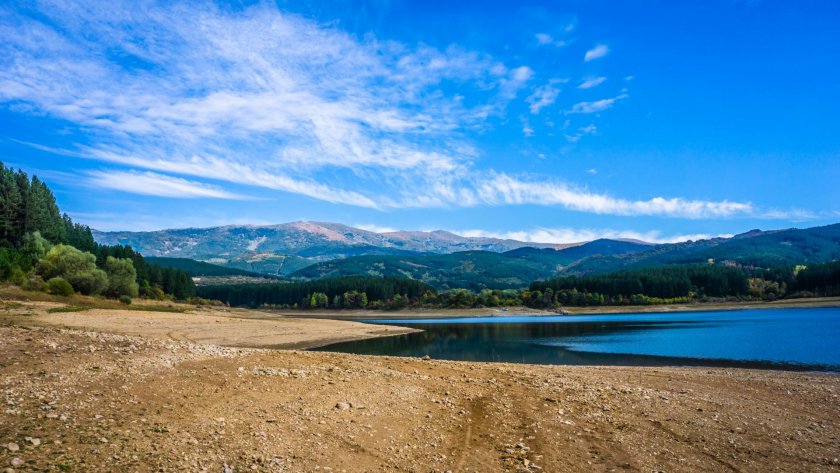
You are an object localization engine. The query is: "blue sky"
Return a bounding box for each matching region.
[1,0,838,243]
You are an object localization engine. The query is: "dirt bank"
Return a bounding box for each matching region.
[0,305,838,472]
[0,300,417,350]
[0,302,840,472]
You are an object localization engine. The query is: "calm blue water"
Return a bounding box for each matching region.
[315,308,840,371]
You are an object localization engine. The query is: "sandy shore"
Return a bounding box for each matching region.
[1,299,838,472]
[0,301,418,350]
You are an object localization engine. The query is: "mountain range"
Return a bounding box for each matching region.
[94,222,840,290]
[93,221,567,273]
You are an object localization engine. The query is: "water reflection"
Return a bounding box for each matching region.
[315,308,840,371]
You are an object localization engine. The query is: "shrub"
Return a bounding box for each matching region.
[105,256,139,298]
[37,244,109,295]
[118,295,132,305]
[21,275,46,292]
[46,277,74,297]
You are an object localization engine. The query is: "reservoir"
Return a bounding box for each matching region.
[316,307,840,371]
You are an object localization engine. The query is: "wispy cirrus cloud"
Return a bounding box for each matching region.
[455,227,733,244]
[578,76,607,89]
[584,44,609,61]
[84,170,250,200]
[569,94,628,114]
[565,124,598,142]
[526,80,566,114]
[535,33,567,47]
[0,1,759,221]
[462,174,753,218]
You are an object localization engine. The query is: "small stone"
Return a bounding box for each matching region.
[335,402,350,410]
[99,437,108,443]
[5,443,19,452]
[421,355,430,360]
[10,457,23,467]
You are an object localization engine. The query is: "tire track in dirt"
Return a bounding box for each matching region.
[453,396,495,472]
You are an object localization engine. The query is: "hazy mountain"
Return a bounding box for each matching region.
[290,224,840,289]
[92,221,567,275]
[93,221,565,260]
[95,222,840,285]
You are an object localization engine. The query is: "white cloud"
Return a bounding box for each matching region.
[566,124,598,142]
[569,94,628,114]
[584,44,609,62]
[586,168,598,174]
[536,33,553,45]
[577,76,607,89]
[455,227,734,244]
[526,79,566,114]
[461,174,753,218]
[535,33,566,47]
[520,115,535,137]
[84,170,249,199]
[1,2,762,221]
[354,224,398,233]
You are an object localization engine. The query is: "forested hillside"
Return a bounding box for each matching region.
[0,163,195,299]
[146,257,267,278]
[291,239,651,290]
[566,225,840,275]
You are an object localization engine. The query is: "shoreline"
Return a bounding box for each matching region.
[0,299,420,351]
[269,295,840,320]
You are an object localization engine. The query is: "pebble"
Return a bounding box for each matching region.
[335,402,350,410]
[5,443,19,452]
[10,457,23,467]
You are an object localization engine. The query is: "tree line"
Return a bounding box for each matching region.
[529,265,750,306]
[196,276,431,309]
[0,163,195,300]
[198,260,840,310]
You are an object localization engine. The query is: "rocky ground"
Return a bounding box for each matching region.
[1,323,838,473]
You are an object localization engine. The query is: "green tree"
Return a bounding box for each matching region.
[36,244,108,295]
[19,231,51,267]
[104,256,139,298]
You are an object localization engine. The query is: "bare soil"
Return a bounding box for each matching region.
[0,300,838,472]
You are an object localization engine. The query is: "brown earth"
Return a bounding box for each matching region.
[0,300,838,472]
[0,300,418,350]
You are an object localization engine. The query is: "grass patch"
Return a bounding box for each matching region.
[128,304,190,313]
[1,301,23,310]
[1,284,197,313]
[47,305,91,314]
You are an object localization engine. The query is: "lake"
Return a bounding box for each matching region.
[315,307,840,371]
